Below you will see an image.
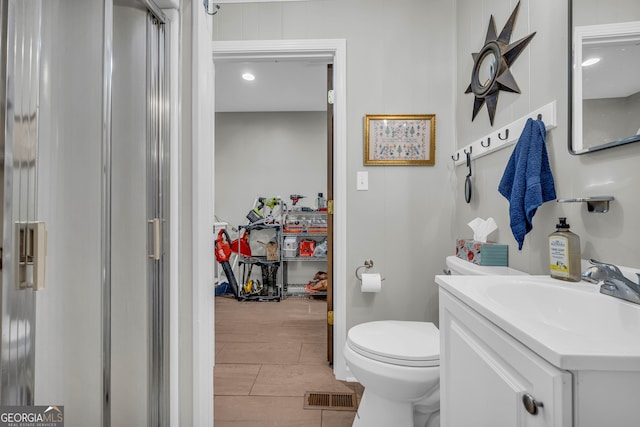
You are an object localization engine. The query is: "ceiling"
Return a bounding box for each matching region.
[582,40,640,99]
[214,60,329,112]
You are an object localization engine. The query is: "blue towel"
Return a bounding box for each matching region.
[498,118,556,250]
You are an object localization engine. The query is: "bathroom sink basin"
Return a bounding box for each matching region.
[435,274,640,371]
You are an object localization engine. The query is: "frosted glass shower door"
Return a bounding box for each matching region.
[111,4,170,426]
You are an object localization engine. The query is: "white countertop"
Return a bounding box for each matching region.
[436,274,640,371]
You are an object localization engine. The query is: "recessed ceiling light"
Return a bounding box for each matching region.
[582,57,600,67]
[242,72,255,81]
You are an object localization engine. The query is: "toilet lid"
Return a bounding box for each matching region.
[347,321,440,367]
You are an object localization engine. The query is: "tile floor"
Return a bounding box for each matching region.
[214,296,363,427]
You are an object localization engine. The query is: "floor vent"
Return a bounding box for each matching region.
[304,391,358,411]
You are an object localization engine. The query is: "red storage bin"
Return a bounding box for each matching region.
[299,240,316,257]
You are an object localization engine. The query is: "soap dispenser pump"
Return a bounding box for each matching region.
[549,217,581,282]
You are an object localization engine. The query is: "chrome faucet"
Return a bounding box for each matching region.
[582,259,640,305]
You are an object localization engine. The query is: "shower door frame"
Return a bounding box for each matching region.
[103,1,171,426]
[146,9,170,427]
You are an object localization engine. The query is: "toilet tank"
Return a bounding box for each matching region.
[445,255,528,276]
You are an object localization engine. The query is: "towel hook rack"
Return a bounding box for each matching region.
[498,129,510,141]
[451,152,460,161]
[480,137,491,148]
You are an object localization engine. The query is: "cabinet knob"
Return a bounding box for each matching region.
[522,393,543,415]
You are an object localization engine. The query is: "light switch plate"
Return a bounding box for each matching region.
[357,171,368,191]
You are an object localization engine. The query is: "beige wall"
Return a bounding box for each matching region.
[212,0,457,328]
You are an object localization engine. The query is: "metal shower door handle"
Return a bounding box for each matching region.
[148,218,161,260]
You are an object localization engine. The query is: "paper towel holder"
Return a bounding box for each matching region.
[355,259,386,281]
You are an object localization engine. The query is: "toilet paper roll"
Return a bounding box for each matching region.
[360,273,382,293]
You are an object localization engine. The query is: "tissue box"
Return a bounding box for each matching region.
[455,239,508,266]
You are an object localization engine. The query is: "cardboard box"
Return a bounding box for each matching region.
[455,239,508,266]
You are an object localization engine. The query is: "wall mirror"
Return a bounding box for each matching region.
[570,1,640,154]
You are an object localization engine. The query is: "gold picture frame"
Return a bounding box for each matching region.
[364,114,436,165]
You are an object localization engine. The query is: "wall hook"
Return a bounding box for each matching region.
[498,129,509,140]
[451,152,460,161]
[463,146,473,155]
[480,137,491,148]
[537,113,542,120]
[203,0,221,15]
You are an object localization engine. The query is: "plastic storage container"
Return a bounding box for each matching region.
[283,236,298,258]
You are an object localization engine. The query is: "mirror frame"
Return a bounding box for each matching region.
[470,44,500,97]
[569,1,640,154]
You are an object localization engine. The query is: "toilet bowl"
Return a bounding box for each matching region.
[345,256,528,427]
[344,321,440,427]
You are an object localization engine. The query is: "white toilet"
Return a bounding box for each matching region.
[444,255,529,277]
[344,320,440,427]
[344,255,527,427]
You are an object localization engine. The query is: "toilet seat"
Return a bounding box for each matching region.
[347,321,439,367]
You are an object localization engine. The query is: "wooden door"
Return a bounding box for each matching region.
[326,64,334,364]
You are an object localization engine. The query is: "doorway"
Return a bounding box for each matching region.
[208,39,349,384]
[214,61,329,339]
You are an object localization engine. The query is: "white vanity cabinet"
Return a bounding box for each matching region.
[439,289,572,427]
[437,274,640,427]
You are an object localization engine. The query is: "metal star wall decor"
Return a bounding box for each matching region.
[465,1,536,125]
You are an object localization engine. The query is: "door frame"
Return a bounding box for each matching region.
[207,39,348,380]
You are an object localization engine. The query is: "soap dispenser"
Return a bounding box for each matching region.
[549,217,581,282]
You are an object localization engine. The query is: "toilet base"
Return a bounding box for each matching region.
[353,389,414,427]
[353,385,440,427]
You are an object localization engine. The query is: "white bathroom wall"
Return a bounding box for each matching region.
[35,0,104,423]
[212,0,456,329]
[573,0,640,26]
[454,0,640,273]
[214,111,327,223]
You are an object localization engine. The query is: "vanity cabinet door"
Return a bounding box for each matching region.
[439,289,572,427]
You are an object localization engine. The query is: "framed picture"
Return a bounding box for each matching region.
[364,114,436,165]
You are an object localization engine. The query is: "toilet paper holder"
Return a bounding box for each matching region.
[355,259,386,281]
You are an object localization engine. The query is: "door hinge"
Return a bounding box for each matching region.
[327,200,334,214]
[327,90,334,105]
[327,310,334,326]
